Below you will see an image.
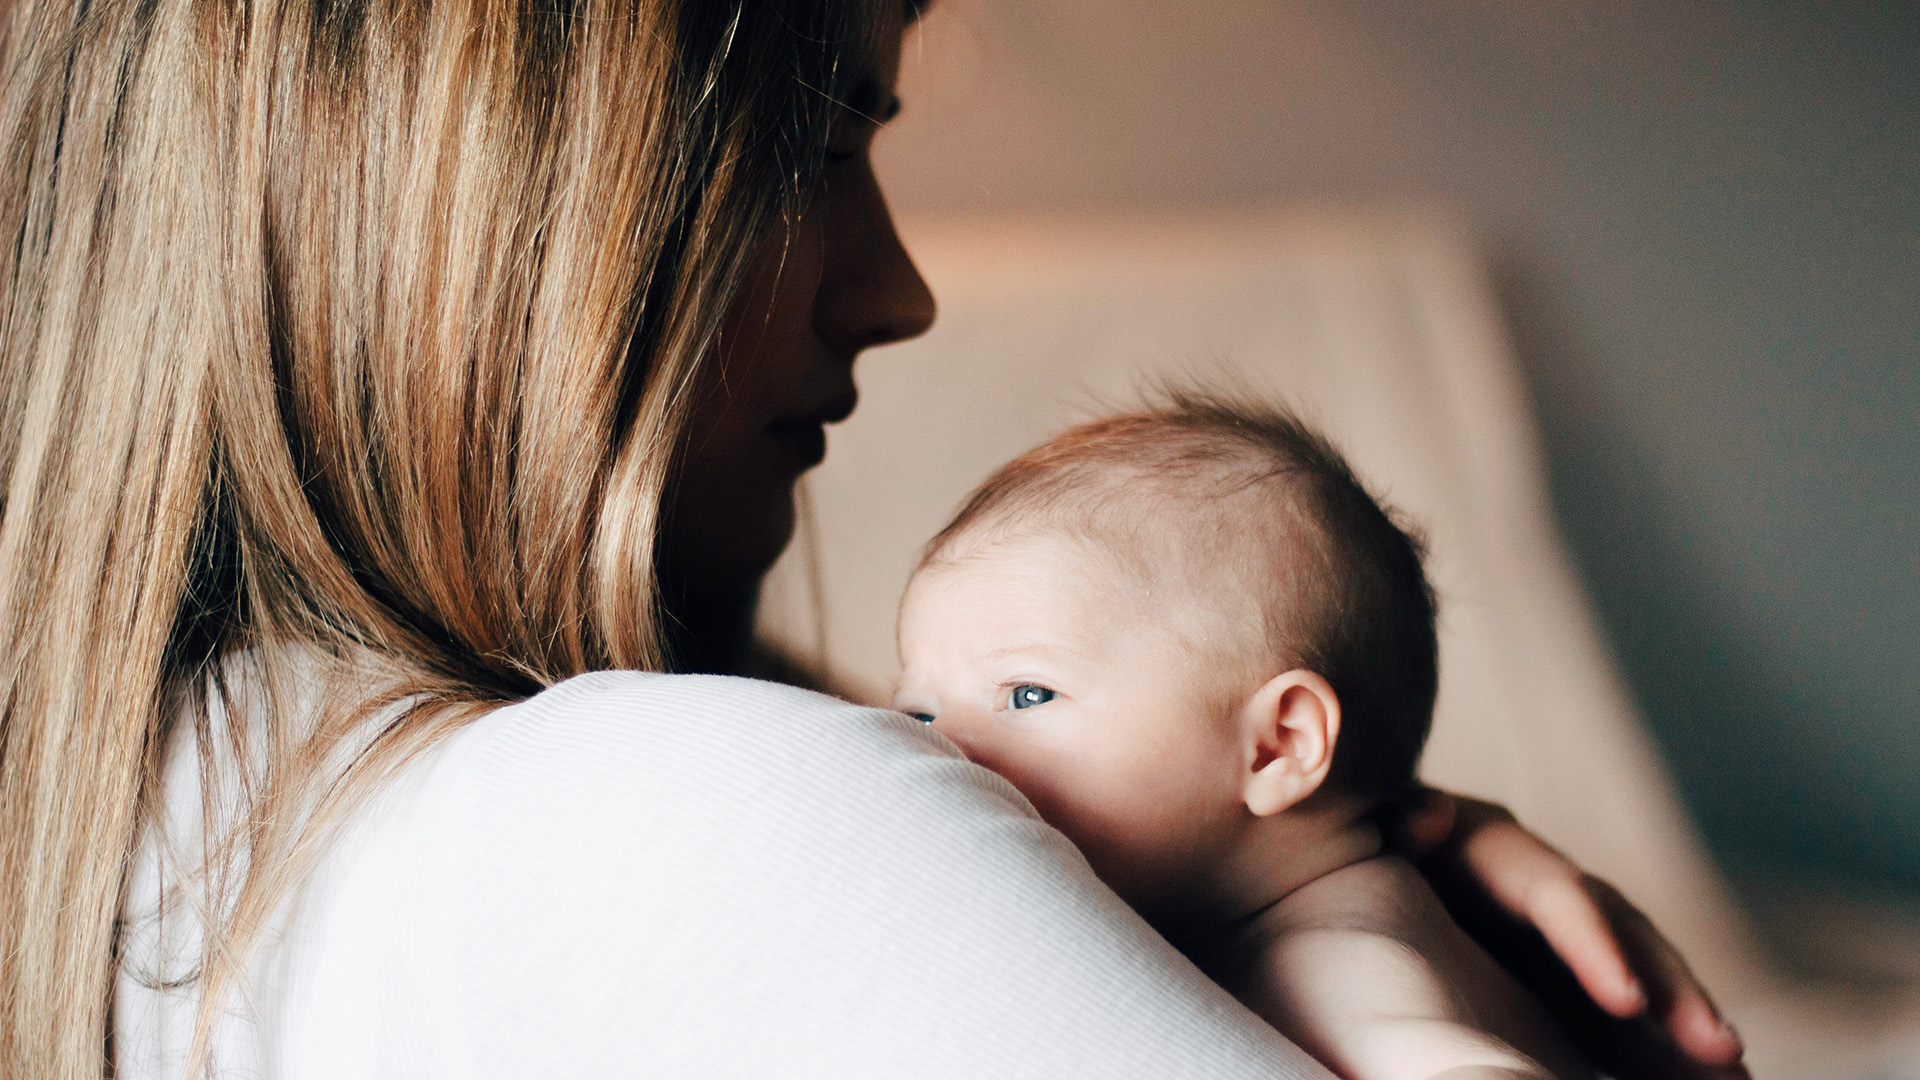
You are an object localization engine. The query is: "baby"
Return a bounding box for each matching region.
[894,396,1593,1080]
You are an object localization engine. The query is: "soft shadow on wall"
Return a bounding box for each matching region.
[874,0,1920,892]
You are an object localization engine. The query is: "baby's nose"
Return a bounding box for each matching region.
[940,726,983,760]
[928,713,987,761]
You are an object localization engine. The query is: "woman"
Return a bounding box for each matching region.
[0,0,1745,1077]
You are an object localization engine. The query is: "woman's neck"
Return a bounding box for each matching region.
[661,583,759,676]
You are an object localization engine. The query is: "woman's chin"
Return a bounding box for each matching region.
[665,484,798,601]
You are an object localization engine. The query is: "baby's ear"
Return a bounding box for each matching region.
[1240,669,1341,817]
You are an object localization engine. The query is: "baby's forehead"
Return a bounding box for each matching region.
[912,526,1132,600]
[959,465,1301,568]
[913,497,1298,650]
[900,531,1141,655]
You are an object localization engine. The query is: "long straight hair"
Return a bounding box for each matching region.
[0,0,892,1074]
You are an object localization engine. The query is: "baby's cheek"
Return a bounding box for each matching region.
[1064,760,1229,877]
[947,737,1189,871]
[1034,796,1195,910]
[1017,765,1164,856]
[966,750,1091,823]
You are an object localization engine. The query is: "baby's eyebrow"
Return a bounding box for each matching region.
[983,641,1083,662]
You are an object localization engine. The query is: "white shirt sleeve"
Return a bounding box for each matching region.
[222,672,1337,1078]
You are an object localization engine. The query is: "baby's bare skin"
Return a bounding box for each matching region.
[1203,854,1593,1080]
[896,529,1594,1080]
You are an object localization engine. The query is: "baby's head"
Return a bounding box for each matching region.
[895,394,1436,926]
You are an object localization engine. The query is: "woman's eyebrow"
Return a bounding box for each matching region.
[843,78,903,125]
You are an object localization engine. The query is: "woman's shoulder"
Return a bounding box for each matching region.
[392,670,1048,882]
[190,669,1314,1079]
[281,673,1079,1070]
[495,668,907,736]
[450,670,988,807]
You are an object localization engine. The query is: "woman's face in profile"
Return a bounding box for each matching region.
[663,5,935,602]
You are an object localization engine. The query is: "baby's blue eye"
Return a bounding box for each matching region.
[908,711,935,724]
[1008,685,1056,710]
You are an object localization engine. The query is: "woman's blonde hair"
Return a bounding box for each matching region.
[0,0,899,1074]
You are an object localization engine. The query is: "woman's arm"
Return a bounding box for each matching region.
[1388,793,1748,1080]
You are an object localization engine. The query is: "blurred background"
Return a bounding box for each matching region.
[871,0,1917,915]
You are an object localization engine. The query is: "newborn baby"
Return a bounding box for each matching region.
[894,396,1593,1080]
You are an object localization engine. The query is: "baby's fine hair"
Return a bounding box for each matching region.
[920,390,1439,805]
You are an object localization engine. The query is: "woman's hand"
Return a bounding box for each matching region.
[1389,791,1749,1080]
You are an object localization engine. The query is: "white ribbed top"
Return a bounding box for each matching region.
[116,670,1328,1078]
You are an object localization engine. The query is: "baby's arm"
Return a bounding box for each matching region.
[1242,927,1555,1080]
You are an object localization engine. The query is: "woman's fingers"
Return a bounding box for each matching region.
[1458,818,1646,1017]
[1409,793,1750,1076]
[1384,787,1459,859]
[1587,878,1746,1068]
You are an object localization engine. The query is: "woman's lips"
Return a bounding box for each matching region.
[767,419,828,468]
[767,392,855,470]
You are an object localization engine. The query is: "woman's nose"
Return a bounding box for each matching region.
[814,162,936,353]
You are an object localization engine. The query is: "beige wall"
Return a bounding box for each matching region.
[872,0,1920,892]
